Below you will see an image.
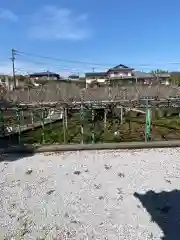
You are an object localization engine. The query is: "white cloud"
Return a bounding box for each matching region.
[0,8,18,22]
[29,5,90,40]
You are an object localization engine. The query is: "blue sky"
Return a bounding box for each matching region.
[0,0,180,75]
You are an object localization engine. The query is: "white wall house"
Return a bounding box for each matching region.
[85,65,134,88]
[85,65,171,88]
[0,76,15,91]
[85,72,107,88]
[107,65,134,78]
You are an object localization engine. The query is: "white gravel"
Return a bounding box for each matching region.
[0,148,180,239]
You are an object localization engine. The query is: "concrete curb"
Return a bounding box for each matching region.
[1,140,180,154]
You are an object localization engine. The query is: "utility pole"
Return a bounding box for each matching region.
[11,49,16,89]
[47,70,50,81]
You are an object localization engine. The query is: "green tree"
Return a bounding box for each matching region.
[151,69,168,74]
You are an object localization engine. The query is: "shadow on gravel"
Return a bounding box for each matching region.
[134,190,180,240]
[0,137,35,162]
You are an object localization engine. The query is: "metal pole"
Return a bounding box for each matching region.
[62,108,66,144]
[120,106,123,124]
[11,49,16,89]
[104,108,108,128]
[28,87,30,101]
[80,104,84,144]
[20,109,24,128]
[91,107,95,143]
[16,107,21,144]
[64,107,68,129]
[145,100,148,142]
[31,111,34,129]
[145,100,151,142]
[41,108,45,144]
[0,109,5,137]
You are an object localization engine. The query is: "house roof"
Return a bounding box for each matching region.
[85,72,107,77]
[29,71,60,78]
[108,64,134,72]
[170,71,180,76]
[133,71,170,79]
[153,72,170,78]
[68,75,79,79]
[133,71,153,79]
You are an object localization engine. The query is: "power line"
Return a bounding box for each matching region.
[14,49,180,68]
[14,57,88,72]
[15,50,113,67]
[14,56,103,75]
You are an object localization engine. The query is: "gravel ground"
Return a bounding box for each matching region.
[0,148,180,239]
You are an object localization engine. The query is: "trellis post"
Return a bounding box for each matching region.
[104,108,108,128]
[31,111,34,129]
[64,107,68,129]
[80,104,84,144]
[40,108,45,144]
[120,106,123,124]
[62,107,66,144]
[145,100,151,142]
[91,106,95,143]
[16,106,21,144]
[0,108,5,137]
[20,108,24,129]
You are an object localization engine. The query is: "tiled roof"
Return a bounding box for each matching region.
[108,64,134,71]
[85,72,107,77]
[29,71,60,78]
[133,71,153,79]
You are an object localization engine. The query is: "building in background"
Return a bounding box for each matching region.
[29,71,60,81]
[68,74,80,80]
[85,64,171,88]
